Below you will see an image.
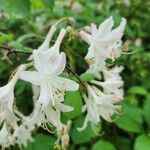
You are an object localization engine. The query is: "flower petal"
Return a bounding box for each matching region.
[98,16,114,35]
[85,46,95,59]
[55,101,73,112]
[101,18,126,44]
[38,81,52,107]
[19,71,42,85]
[52,77,79,91]
[33,50,52,74]
[38,25,56,51]
[50,52,66,76]
[53,28,66,50]
[79,30,91,45]
[45,107,62,129]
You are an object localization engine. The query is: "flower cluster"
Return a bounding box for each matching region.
[78,16,126,130]
[0,16,126,149]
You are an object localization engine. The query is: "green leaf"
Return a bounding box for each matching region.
[17,33,37,43]
[63,90,83,119]
[9,41,32,53]
[0,0,31,18]
[41,0,54,11]
[24,134,55,150]
[0,32,13,44]
[71,116,97,144]
[125,25,135,38]
[92,140,116,150]
[80,73,95,82]
[128,86,148,95]
[143,95,150,126]
[134,134,150,150]
[115,103,143,133]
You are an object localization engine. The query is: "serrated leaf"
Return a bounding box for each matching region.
[115,103,143,133]
[134,134,150,150]
[92,140,116,150]
[63,90,83,119]
[71,116,97,144]
[0,0,31,18]
[24,134,55,150]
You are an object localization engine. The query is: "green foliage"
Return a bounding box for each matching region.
[63,90,83,119]
[0,0,150,149]
[115,103,143,133]
[143,95,150,126]
[41,0,55,11]
[128,86,148,95]
[71,116,97,145]
[92,140,116,150]
[0,0,31,18]
[0,32,13,44]
[80,73,95,82]
[134,134,150,150]
[24,134,55,150]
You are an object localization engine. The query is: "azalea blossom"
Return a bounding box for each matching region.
[13,124,34,148]
[0,65,26,126]
[102,66,124,80]
[0,16,127,149]
[0,123,14,148]
[24,96,73,130]
[79,65,124,131]
[19,27,79,129]
[79,16,126,73]
[91,67,124,102]
[78,84,120,131]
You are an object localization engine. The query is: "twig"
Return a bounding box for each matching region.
[0,45,20,60]
[66,66,86,89]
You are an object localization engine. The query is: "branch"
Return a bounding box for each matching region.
[66,66,86,89]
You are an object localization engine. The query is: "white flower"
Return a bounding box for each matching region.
[19,28,79,107]
[91,78,123,94]
[91,78,124,103]
[24,96,73,130]
[102,66,124,102]
[0,65,26,126]
[103,66,124,80]
[19,27,79,129]
[79,16,126,73]
[0,123,14,148]
[78,85,120,131]
[13,124,34,148]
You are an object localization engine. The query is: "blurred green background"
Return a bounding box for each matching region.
[0,0,150,150]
